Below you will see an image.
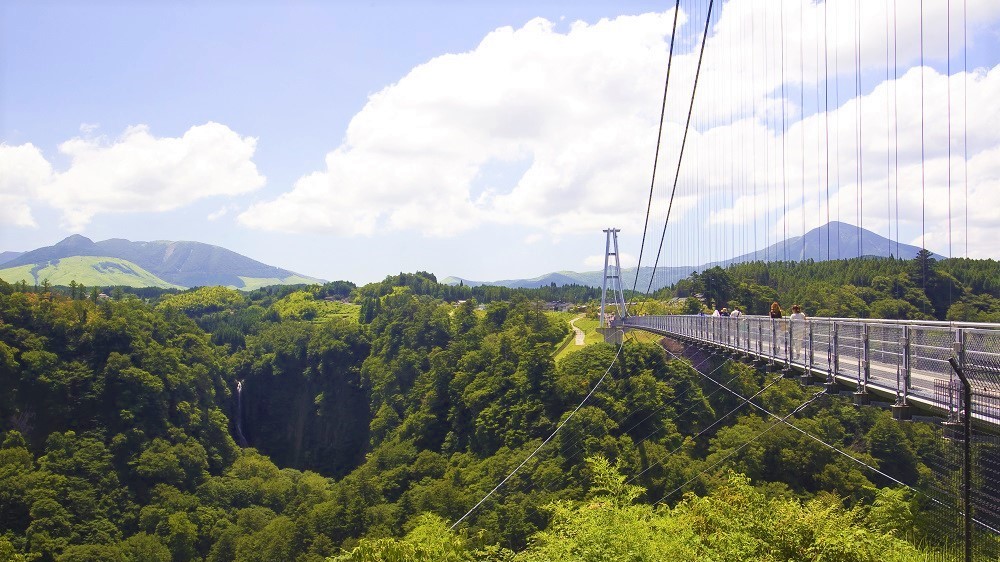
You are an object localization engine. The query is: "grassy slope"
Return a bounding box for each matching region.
[271,291,361,323]
[312,300,361,323]
[0,256,182,289]
[0,258,321,291]
[236,275,323,291]
[550,312,607,363]
[549,312,664,362]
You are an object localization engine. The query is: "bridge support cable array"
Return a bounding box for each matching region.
[627,365,789,486]
[621,0,979,297]
[644,0,715,298]
[449,337,626,530]
[542,347,743,492]
[599,0,996,555]
[652,387,826,505]
[629,0,682,308]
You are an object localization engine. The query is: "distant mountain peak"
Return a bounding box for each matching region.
[55,234,95,247]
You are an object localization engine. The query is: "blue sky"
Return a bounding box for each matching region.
[3,0,999,284]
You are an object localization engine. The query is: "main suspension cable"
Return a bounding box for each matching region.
[647,0,716,296]
[630,0,683,308]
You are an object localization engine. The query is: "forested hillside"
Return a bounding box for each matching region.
[0,270,993,561]
[663,252,1000,321]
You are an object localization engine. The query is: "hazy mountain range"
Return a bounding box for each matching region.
[0,234,322,290]
[442,222,942,292]
[1,222,939,291]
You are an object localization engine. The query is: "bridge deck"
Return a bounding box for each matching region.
[622,315,1000,430]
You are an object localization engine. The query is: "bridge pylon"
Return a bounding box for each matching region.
[599,228,628,342]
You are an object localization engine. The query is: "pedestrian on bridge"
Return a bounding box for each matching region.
[769,302,783,319]
[789,305,806,359]
[789,305,805,322]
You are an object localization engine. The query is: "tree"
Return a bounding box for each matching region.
[698,267,733,310]
[682,297,703,315]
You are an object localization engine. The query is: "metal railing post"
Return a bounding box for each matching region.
[902,325,912,396]
[954,328,967,419]
[757,320,763,357]
[784,322,791,369]
[862,323,870,391]
[947,357,973,562]
[771,319,778,363]
[808,321,814,373]
[832,322,839,381]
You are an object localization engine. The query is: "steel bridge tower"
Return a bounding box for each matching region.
[600,227,628,330]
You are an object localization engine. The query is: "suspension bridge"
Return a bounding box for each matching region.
[589,0,1000,430]
[459,0,1000,557]
[595,0,1000,556]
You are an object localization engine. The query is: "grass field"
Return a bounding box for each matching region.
[547,311,667,362]
[312,300,361,323]
[0,256,182,289]
[271,291,361,323]
[549,312,607,363]
[237,275,324,291]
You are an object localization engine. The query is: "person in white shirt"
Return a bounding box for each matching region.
[789,305,806,358]
[730,308,742,318]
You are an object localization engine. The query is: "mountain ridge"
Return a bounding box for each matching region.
[444,222,943,291]
[1,235,323,289]
[0,251,24,266]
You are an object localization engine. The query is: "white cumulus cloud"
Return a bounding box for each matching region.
[0,122,265,231]
[0,143,53,227]
[240,0,1000,260]
[239,10,686,236]
[46,122,265,230]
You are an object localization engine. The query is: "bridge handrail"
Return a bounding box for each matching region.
[620,313,1000,429]
[623,313,1000,330]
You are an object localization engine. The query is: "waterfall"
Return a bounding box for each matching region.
[235,380,249,447]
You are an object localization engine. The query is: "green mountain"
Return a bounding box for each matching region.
[0,234,323,289]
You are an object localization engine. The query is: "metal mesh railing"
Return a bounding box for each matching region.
[623,315,1000,425]
[622,313,1000,560]
[868,324,905,391]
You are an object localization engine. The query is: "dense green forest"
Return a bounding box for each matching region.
[662,251,1000,321]
[1,261,997,561]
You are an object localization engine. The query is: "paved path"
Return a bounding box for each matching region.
[569,315,585,346]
